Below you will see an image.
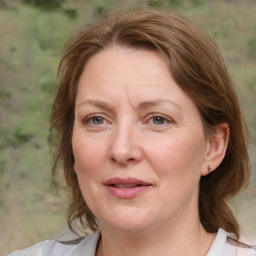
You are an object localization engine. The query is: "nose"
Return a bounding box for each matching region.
[109,123,143,166]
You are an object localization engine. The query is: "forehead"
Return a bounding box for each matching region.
[77,47,173,96]
[76,47,197,113]
[81,47,170,82]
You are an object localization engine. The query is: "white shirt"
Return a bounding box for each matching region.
[6,228,256,256]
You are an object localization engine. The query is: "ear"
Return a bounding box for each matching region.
[74,162,78,173]
[201,123,230,176]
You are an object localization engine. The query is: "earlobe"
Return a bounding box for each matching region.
[201,123,230,176]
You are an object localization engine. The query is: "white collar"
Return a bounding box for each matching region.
[71,228,254,256]
[206,228,230,256]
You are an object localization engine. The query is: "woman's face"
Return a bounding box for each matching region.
[72,47,211,234]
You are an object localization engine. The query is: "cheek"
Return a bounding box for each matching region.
[72,134,103,177]
[147,133,206,179]
[72,136,105,207]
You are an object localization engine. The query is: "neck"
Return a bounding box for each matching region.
[96,210,216,256]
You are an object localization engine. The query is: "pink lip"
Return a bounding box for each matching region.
[104,178,152,199]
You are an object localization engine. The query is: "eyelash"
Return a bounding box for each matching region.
[81,113,173,128]
[147,113,172,126]
[82,114,109,126]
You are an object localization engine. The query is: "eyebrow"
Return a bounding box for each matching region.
[77,99,181,110]
[77,100,112,111]
[138,99,181,110]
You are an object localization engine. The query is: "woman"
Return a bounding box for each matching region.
[7,7,255,256]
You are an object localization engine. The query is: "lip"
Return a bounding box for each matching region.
[104,177,152,199]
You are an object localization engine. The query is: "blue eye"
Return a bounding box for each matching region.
[82,115,107,127]
[152,116,166,125]
[92,117,105,125]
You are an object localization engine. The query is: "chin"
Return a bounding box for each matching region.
[99,206,156,233]
[104,220,153,234]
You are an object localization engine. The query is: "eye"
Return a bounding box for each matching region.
[82,115,108,127]
[91,116,105,125]
[146,114,172,127]
[152,116,167,125]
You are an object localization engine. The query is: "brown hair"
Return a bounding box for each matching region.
[51,7,250,237]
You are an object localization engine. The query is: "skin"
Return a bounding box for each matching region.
[72,47,229,256]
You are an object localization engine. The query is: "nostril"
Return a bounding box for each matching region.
[110,154,137,166]
[109,138,143,165]
[110,156,134,165]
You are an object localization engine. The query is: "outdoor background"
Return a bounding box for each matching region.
[0,0,255,255]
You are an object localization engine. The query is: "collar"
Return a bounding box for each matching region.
[71,231,100,256]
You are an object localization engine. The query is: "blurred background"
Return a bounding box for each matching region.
[0,0,255,255]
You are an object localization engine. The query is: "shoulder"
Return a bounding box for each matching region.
[207,228,256,256]
[225,234,256,256]
[5,231,101,256]
[6,240,49,256]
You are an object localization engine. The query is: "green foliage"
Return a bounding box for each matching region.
[248,80,256,92]
[22,0,65,10]
[0,157,7,176]
[14,129,34,145]
[148,0,163,8]
[29,10,74,51]
[62,8,78,20]
[40,80,55,94]
[0,0,7,9]
[248,37,256,58]
[191,0,205,7]
[0,89,11,101]
[93,5,105,18]
[168,0,183,8]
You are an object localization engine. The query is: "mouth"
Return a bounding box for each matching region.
[104,178,152,199]
[104,177,151,187]
[110,184,143,188]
